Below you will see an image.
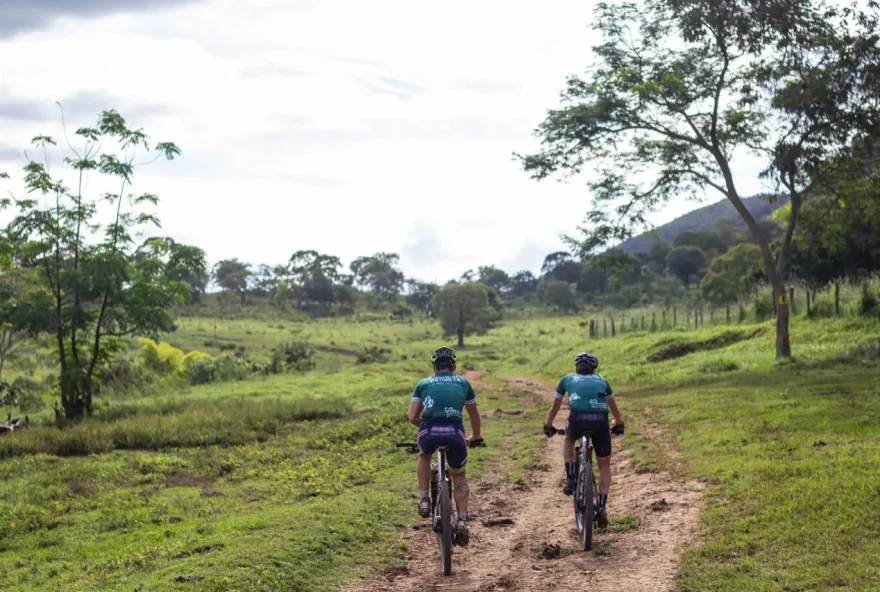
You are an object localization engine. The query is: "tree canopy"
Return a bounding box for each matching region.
[518,0,880,357]
[3,109,199,418]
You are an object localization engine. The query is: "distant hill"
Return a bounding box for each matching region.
[616,195,787,255]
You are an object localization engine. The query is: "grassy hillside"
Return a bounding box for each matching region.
[1,309,878,590]
[617,195,787,254]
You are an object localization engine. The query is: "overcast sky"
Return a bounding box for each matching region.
[0,0,768,284]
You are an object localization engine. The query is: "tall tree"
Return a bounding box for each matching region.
[477,265,512,296]
[3,109,194,418]
[518,0,880,358]
[405,279,440,315]
[666,246,707,287]
[541,251,581,283]
[136,237,207,304]
[700,243,764,305]
[288,250,341,309]
[212,258,252,305]
[349,252,405,300]
[673,230,728,259]
[543,280,579,311]
[0,265,51,380]
[789,165,880,287]
[510,270,538,298]
[432,282,497,347]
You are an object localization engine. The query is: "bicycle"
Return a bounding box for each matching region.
[553,427,599,551]
[396,438,485,575]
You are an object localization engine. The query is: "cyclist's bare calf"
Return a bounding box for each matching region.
[416,453,432,494]
[449,471,469,515]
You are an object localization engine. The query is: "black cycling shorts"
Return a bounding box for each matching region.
[565,412,611,458]
[417,420,468,473]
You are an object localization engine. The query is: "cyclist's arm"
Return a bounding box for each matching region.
[464,383,481,439]
[604,380,623,425]
[465,401,481,440]
[545,390,565,426]
[409,400,423,426]
[607,392,623,425]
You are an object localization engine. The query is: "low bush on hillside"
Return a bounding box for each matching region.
[268,341,316,374]
[357,345,391,364]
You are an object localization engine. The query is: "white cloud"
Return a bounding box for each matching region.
[0,0,770,281]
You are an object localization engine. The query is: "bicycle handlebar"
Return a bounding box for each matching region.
[394,439,487,451]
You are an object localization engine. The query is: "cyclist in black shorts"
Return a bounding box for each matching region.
[543,352,624,526]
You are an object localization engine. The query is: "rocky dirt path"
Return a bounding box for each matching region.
[350,374,704,592]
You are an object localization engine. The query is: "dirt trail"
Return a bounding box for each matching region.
[351,375,704,592]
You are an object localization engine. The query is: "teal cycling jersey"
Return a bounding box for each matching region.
[412,372,476,422]
[555,373,614,422]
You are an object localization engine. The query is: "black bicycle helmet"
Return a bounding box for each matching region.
[431,346,456,368]
[574,352,598,371]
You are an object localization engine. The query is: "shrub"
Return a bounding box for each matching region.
[269,341,316,373]
[187,358,217,385]
[9,377,47,413]
[357,345,391,364]
[807,300,835,318]
[183,350,213,370]
[859,288,878,317]
[187,355,252,385]
[138,338,185,374]
[753,295,775,321]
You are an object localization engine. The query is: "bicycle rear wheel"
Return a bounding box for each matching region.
[437,480,453,575]
[580,459,594,551]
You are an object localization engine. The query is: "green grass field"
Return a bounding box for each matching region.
[1,310,879,590]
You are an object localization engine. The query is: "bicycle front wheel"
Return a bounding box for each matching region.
[437,480,453,575]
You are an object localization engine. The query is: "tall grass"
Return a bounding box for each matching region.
[0,397,350,458]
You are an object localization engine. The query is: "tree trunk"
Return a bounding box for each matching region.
[806,290,811,316]
[775,298,792,358]
[457,307,465,347]
[713,159,795,359]
[835,281,840,315]
[726,303,730,323]
[611,317,616,336]
[603,319,607,337]
[673,307,677,326]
